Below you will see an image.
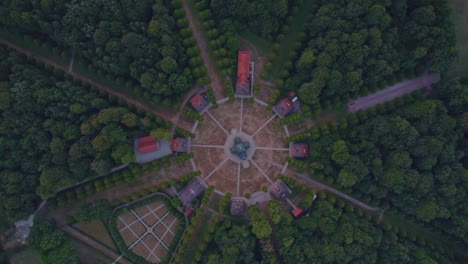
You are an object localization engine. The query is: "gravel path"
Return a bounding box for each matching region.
[348,72,441,112]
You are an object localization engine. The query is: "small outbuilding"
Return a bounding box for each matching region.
[230,198,246,216]
[273,92,301,118]
[290,143,308,158]
[269,180,291,201]
[190,93,210,114]
[291,208,304,218]
[137,136,159,153]
[171,137,189,153]
[178,177,207,207]
[235,50,252,98]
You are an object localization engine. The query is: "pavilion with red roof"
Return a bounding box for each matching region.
[235,50,252,97]
[291,208,304,218]
[273,98,294,118]
[290,143,308,158]
[273,92,302,118]
[138,136,159,153]
[190,93,210,114]
[171,137,188,153]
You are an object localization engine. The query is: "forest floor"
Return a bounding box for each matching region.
[182,0,226,100]
[448,0,468,80]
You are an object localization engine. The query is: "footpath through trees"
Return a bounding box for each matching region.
[182,0,225,100]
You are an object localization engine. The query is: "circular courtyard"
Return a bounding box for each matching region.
[190,98,290,197]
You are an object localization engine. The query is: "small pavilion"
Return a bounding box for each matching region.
[230,198,246,216]
[190,93,210,114]
[290,143,308,158]
[269,180,291,201]
[171,137,189,153]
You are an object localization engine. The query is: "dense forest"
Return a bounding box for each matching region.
[210,0,289,40]
[0,0,195,102]
[307,80,467,241]
[0,46,166,225]
[200,198,453,263]
[27,220,79,264]
[282,0,457,106]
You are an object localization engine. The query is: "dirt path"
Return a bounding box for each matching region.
[0,38,177,123]
[267,160,382,213]
[182,0,225,100]
[348,72,441,112]
[293,170,381,213]
[61,225,132,264]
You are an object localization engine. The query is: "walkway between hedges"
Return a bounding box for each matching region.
[182,0,225,100]
[0,38,177,123]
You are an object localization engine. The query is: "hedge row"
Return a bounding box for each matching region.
[183,108,204,121]
[175,127,195,138]
[171,0,210,86]
[173,153,194,164]
[193,0,238,77]
[206,87,217,107]
[218,192,231,214]
[267,89,280,110]
[226,78,235,101]
[201,185,215,205]
[173,209,220,264]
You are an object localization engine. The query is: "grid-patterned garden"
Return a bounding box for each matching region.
[109,195,186,264]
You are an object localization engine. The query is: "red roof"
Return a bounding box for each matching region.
[184,206,194,216]
[281,98,294,109]
[301,145,308,155]
[190,94,203,105]
[292,208,304,218]
[138,136,159,153]
[171,139,179,151]
[289,91,296,97]
[237,50,251,88]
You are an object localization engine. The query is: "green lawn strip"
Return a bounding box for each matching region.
[448,0,468,80]
[239,30,270,55]
[68,224,120,254]
[0,28,69,65]
[72,220,118,251]
[268,0,316,78]
[183,213,211,261]
[384,210,457,252]
[7,248,43,264]
[67,235,116,263]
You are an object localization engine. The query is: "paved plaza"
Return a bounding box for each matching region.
[190,98,290,197]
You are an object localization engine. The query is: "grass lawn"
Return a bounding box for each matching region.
[268,1,316,79]
[239,31,271,56]
[448,0,468,80]
[73,220,118,252]
[8,248,42,264]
